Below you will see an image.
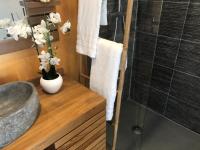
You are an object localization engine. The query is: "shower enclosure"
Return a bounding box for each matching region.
[103,0,200,149]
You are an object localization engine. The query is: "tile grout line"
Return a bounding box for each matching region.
[163,0,191,115]
[147,0,164,105]
[133,56,200,81]
[137,29,200,45]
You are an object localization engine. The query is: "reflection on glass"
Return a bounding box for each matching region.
[0,0,26,40]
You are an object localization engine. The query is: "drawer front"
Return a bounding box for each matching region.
[55,110,106,150]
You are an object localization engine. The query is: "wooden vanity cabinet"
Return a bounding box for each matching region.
[4,77,106,150]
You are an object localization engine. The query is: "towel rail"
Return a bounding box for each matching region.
[79,0,134,149]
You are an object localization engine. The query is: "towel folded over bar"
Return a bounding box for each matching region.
[90,38,123,121]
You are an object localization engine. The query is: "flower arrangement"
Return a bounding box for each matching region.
[0,12,71,80]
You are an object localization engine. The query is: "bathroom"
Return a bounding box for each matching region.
[0,0,200,150]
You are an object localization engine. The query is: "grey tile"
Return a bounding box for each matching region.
[151,64,173,93]
[163,0,189,2]
[154,36,180,68]
[134,32,157,62]
[175,40,200,77]
[165,96,200,133]
[182,3,200,42]
[137,0,162,34]
[131,81,150,105]
[190,0,200,3]
[159,2,188,38]
[123,34,135,101]
[148,88,168,114]
[123,67,132,101]
[170,71,200,108]
[132,59,153,85]
[108,101,200,150]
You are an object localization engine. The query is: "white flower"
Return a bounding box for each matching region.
[38,51,51,71]
[50,57,60,65]
[0,18,11,28]
[33,20,49,45]
[40,0,50,3]
[48,12,61,24]
[38,50,51,61]
[33,20,49,34]
[60,20,71,34]
[7,18,31,41]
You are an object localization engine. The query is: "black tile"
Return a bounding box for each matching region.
[163,0,189,2]
[170,71,200,108]
[159,2,188,38]
[123,67,132,101]
[132,59,153,85]
[165,97,200,133]
[154,36,180,68]
[151,64,173,93]
[134,32,157,62]
[182,3,200,42]
[130,0,138,33]
[190,0,200,3]
[137,0,162,34]
[175,40,200,77]
[131,81,150,105]
[148,88,168,114]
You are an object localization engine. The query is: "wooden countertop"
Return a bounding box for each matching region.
[3,76,105,150]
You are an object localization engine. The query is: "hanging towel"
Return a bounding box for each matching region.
[90,38,123,121]
[100,0,108,25]
[76,0,102,58]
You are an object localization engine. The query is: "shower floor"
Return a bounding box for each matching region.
[107,100,200,150]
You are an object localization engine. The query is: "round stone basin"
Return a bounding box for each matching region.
[0,81,40,148]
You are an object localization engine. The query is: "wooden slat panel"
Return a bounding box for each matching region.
[0,30,59,55]
[95,138,106,150]
[0,38,33,55]
[69,126,106,150]
[75,128,106,150]
[22,0,60,8]
[55,111,105,148]
[27,6,55,16]
[85,133,106,150]
[57,116,105,150]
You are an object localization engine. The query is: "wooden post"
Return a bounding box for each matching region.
[112,0,134,149]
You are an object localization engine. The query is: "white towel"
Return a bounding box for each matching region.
[100,0,108,25]
[76,0,102,58]
[90,38,123,121]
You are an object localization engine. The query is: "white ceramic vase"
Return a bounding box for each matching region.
[40,74,63,94]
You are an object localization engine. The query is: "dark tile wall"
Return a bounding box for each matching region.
[100,0,200,134]
[129,0,200,134]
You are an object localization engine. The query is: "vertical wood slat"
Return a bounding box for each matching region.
[79,55,90,87]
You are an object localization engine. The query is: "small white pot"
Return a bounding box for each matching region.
[40,74,63,94]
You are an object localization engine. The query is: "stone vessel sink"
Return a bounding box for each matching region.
[0,81,40,148]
